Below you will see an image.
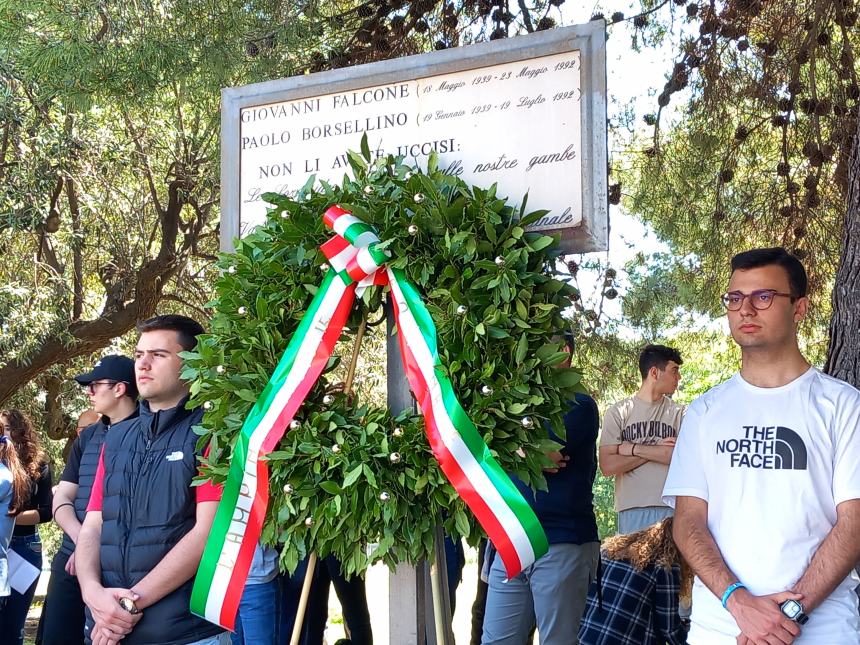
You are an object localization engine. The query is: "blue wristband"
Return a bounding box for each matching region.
[721,582,746,608]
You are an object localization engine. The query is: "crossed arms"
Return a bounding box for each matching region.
[599,437,676,476]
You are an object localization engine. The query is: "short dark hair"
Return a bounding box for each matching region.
[118,380,139,400]
[562,331,575,353]
[638,344,683,380]
[730,247,808,298]
[552,332,576,354]
[136,314,205,352]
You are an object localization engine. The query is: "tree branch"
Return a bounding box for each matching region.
[66,176,85,320]
[93,6,110,43]
[517,0,534,33]
[42,374,74,442]
[161,294,210,320]
[123,111,164,214]
[0,165,194,406]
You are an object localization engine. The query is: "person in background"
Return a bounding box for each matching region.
[578,517,691,645]
[0,435,29,611]
[76,411,101,437]
[280,555,373,645]
[481,335,600,645]
[38,356,138,645]
[600,345,684,535]
[232,543,280,645]
[0,409,53,645]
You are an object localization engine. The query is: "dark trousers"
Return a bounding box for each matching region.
[444,536,465,616]
[470,539,489,645]
[280,555,372,645]
[0,533,42,645]
[37,550,86,645]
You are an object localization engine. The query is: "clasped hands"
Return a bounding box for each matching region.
[728,588,804,645]
[85,585,143,645]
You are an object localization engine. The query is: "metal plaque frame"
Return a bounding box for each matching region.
[220,22,607,254]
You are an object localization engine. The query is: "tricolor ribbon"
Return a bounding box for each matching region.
[191,206,548,629]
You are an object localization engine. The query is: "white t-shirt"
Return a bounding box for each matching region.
[663,368,860,644]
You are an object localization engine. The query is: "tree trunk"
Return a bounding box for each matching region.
[824,114,860,386]
[0,267,166,406]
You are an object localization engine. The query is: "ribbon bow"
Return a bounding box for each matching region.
[320,205,391,294]
[192,206,548,630]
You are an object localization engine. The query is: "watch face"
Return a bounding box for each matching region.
[782,600,801,618]
[119,597,138,614]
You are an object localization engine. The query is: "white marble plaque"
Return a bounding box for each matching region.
[239,51,583,236]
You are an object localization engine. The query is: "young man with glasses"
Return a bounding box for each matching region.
[664,247,860,644]
[38,356,138,645]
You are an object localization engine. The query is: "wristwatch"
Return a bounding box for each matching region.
[779,599,809,625]
[118,597,141,615]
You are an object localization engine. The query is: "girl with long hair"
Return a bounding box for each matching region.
[578,517,693,645]
[0,410,53,645]
[1,435,29,605]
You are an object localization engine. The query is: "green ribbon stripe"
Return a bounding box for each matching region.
[341,220,376,246]
[391,268,548,557]
[192,269,339,612]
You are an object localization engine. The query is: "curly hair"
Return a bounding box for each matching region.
[0,409,46,480]
[602,517,694,602]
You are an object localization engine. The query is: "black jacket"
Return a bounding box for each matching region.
[60,410,138,556]
[510,393,600,545]
[95,398,222,645]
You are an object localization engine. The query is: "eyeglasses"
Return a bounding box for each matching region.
[721,289,795,311]
[86,380,120,394]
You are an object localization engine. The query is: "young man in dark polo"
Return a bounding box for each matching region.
[481,334,600,645]
[76,315,226,645]
[38,356,138,645]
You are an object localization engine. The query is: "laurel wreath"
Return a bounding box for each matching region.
[182,139,583,576]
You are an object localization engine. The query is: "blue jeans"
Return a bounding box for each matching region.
[481,542,599,645]
[0,533,42,645]
[231,579,279,645]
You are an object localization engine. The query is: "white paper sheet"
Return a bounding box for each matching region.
[7,548,40,594]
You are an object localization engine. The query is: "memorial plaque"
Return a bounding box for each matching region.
[221,22,607,253]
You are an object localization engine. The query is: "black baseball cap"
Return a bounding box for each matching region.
[74,355,137,397]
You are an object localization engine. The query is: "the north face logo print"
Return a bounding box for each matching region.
[716,425,808,470]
